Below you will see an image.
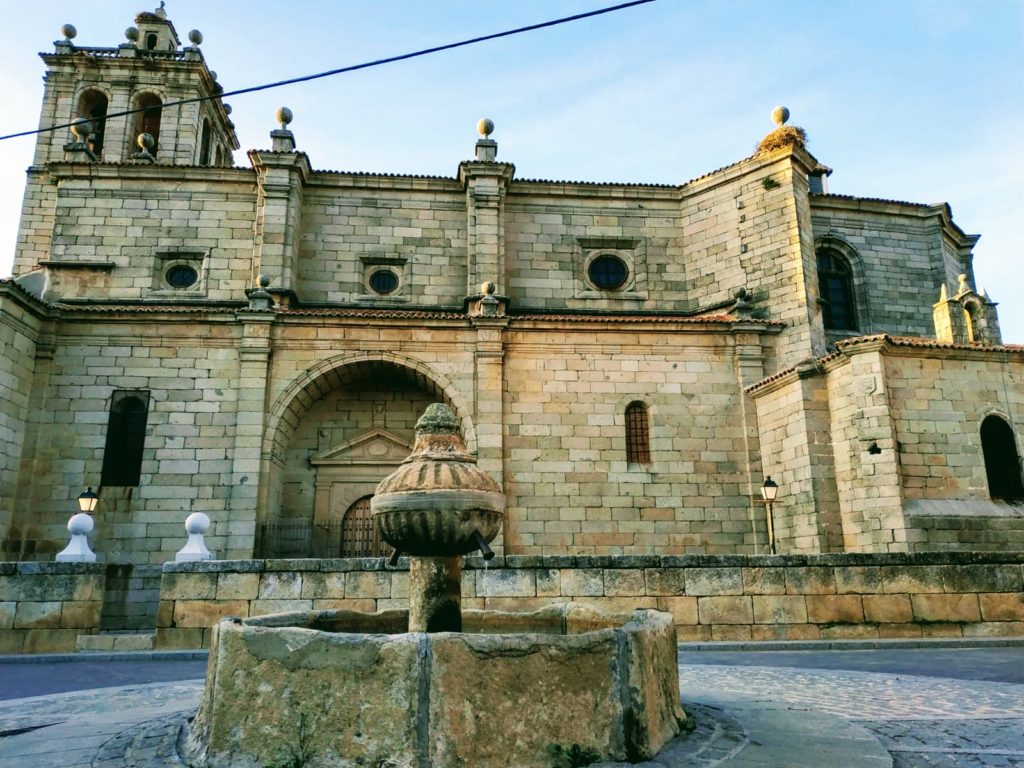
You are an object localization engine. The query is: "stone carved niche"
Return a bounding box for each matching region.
[309,429,412,535]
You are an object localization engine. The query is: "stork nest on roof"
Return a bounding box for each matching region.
[756,125,808,155]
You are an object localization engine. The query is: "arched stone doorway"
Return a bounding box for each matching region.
[258,354,475,558]
[339,496,389,557]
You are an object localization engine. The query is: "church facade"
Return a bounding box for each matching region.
[1,8,1022,565]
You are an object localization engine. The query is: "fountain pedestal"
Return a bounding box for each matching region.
[409,556,462,632]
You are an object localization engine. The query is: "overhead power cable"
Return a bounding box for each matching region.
[0,0,656,143]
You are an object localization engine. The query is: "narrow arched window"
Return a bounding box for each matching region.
[199,119,211,165]
[100,391,150,487]
[77,89,108,156]
[981,415,1024,501]
[817,248,857,331]
[131,93,162,155]
[625,401,651,465]
[964,302,978,343]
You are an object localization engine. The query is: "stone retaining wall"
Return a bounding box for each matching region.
[156,552,1024,649]
[0,562,106,653]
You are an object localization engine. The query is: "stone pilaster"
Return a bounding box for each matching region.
[733,324,768,551]
[228,311,274,558]
[248,148,310,306]
[470,315,507,552]
[458,129,515,298]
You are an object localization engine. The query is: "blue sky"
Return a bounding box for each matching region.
[0,1,1020,340]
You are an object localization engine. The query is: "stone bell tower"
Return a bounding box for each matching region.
[31,4,239,167]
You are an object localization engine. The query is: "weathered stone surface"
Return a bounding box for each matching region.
[697,596,753,625]
[685,567,742,595]
[979,592,1024,622]
[257,571,302,599]
[806,594,864,624]
[187,619,421,768]
[911,593,981,623]
[215,572,260,600]
[13,601,61,629]
[645,567,686,595]
[785,567,836,595]
[187,605,681,768]
[863,594,913,624]
[560,567,604,596]
[752,595,808,624]
[742,567,787,595]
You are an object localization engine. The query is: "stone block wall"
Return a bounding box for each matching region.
[0,562,105,653]
[0,289,40,553]
[155,552,1024,649]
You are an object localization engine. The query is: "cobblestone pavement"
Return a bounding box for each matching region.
[2,658,1024,766]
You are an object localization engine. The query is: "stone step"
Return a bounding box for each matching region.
[76,632,155,652]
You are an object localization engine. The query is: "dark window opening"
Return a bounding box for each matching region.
[625,401,651,465]
[132,93,162,155]
[199,119,211,165]
[341,496,389,557]
[817,248,857,331]
[77,90,108,156]
[146,33,158,50]
[588,254,629,290]
[100,392,150,487]
[368,269,399,295]
[166,264,198,288]
[981,415,1024,501]
[964,303,978,343]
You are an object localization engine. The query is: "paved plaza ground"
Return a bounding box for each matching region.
[1,640,1022,766]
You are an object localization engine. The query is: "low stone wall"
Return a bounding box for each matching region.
[0,562,106,653]
[156,552,1024,649]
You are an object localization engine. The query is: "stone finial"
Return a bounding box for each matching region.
[756,106,807,156]
[481,281,496,295]
[125,26,140,43]
[271,107,296,152]
[55,513,97,563]
[70,119,92,144]
[248,275,274,310]
[474,118,497,162]
[733,286,753,317]
[938,283,948,301]
[132,132,156,162]
[64,119,97,161]
[957,273,969,295]
[155,1,167,19]
[175,512,214,562]
[223,103,232,115]
[188,29,203,46]
[61,23,77,41]
[55,23,77,54]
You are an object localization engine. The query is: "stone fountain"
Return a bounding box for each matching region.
[185,404,684,767]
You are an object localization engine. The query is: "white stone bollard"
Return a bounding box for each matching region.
[175,512,214,562]
[55,513,97,562]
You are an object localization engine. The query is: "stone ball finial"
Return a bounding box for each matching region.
[137,132,155,150]
[188,29,203,46]
[185,512,211,535]
[61,23,77,40]
[258,274,271,288]
[276,107,293,129]
[70,119,92,141]
[68,512,94,536]
[771,106,790,127]
[223,103,232,115]
[125,26,140,42]
[481,281,496,295]
[477,118,494,138]
[209,70,218,82]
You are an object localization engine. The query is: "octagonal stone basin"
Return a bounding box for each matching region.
[184,604,685,768]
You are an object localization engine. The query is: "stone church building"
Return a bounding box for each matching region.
[1,7,1022,566]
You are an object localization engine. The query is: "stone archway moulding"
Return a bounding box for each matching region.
[263,350,478,464]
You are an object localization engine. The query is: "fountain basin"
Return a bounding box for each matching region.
[185,604,685,767]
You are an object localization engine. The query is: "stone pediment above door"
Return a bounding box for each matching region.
[310,429,412,467]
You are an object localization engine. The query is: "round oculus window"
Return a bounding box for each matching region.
[587,254,629,290]
[166,264,198,288]
[368,269,399,295]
